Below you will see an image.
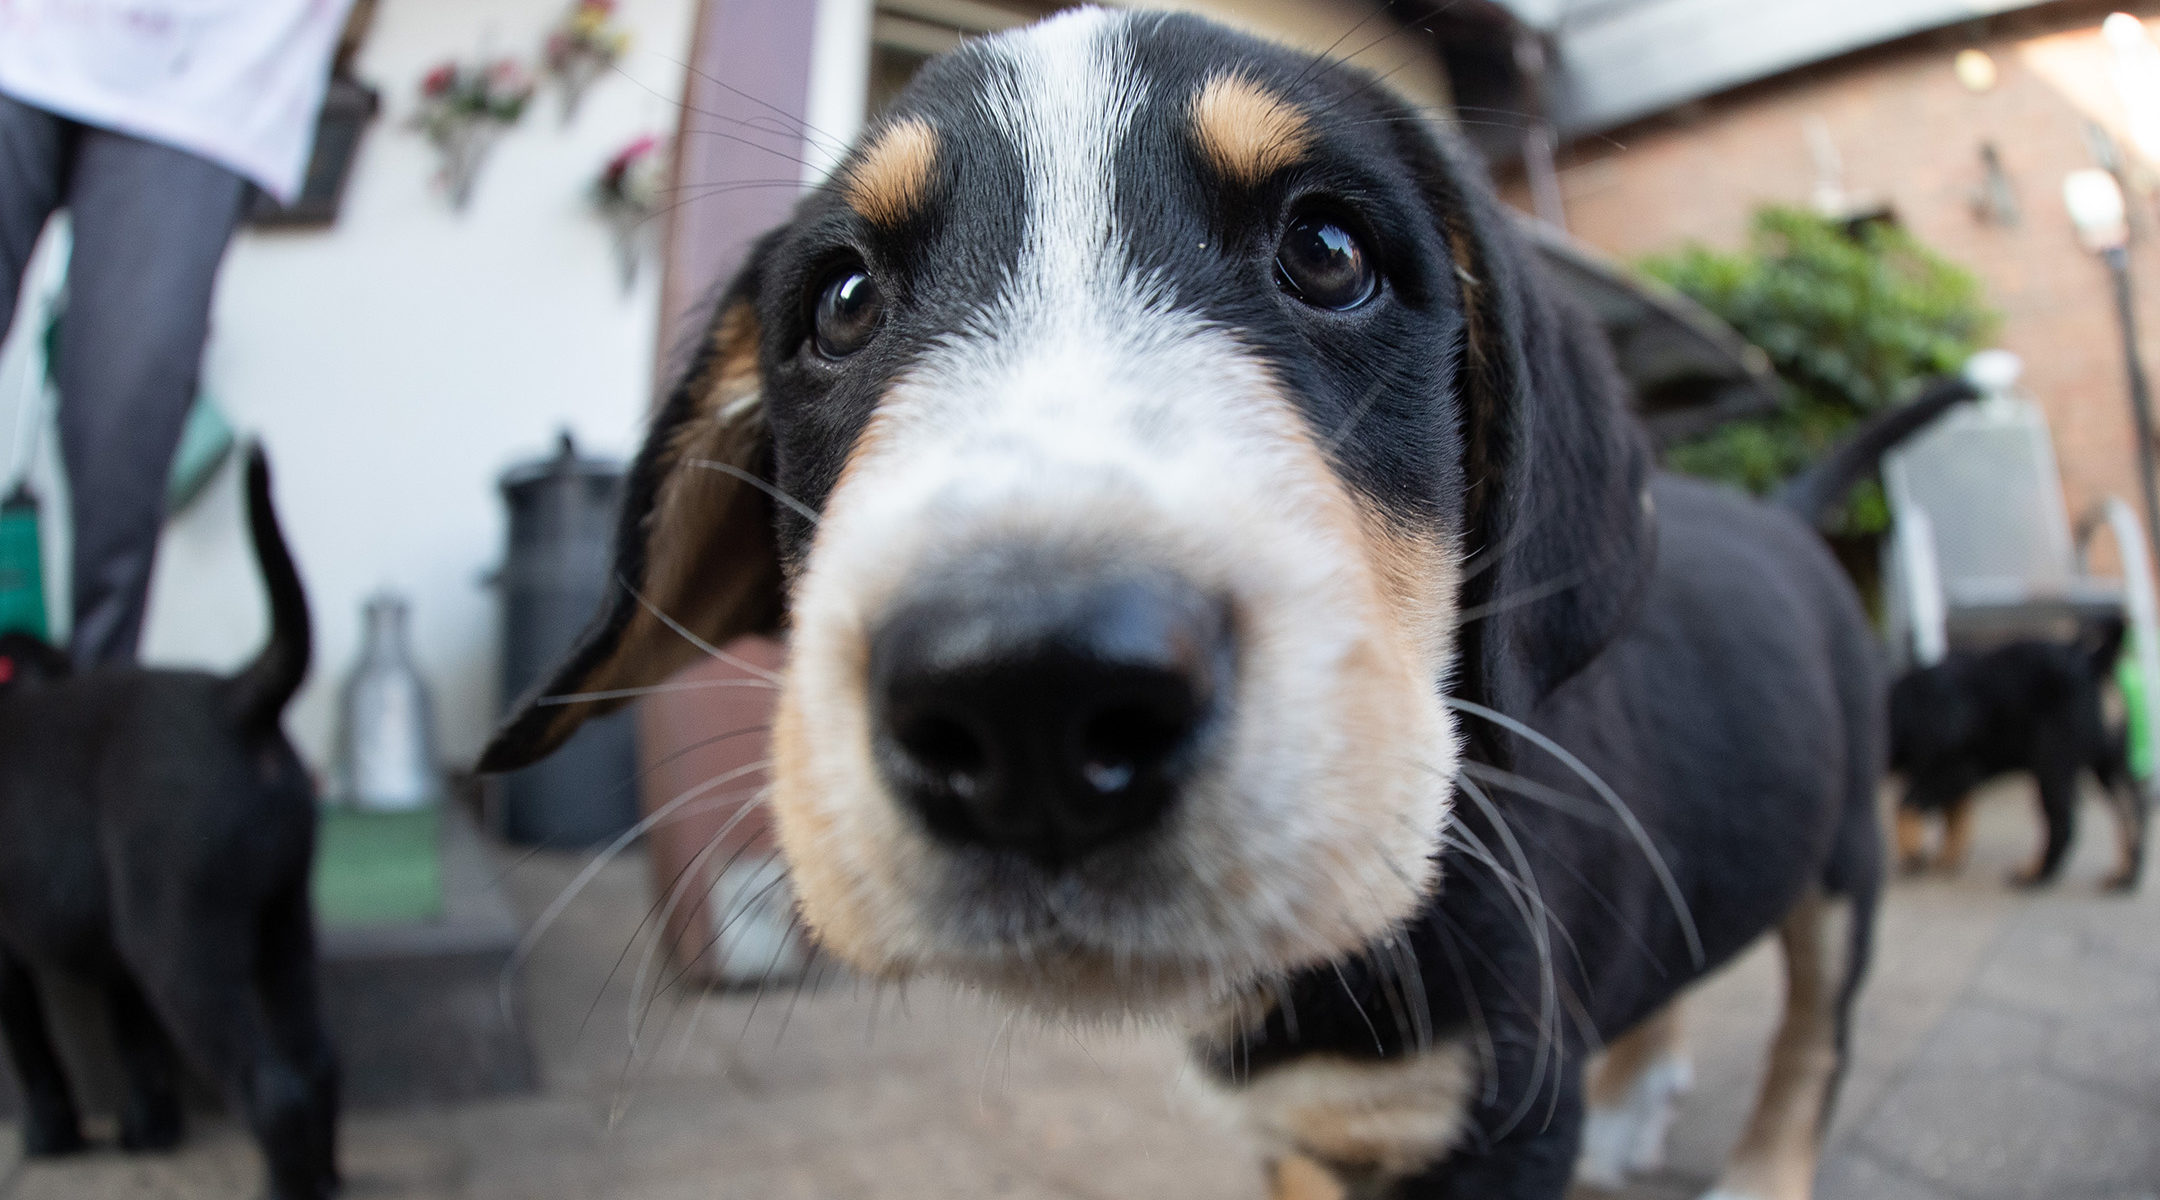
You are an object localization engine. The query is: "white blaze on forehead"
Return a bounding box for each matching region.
[976,8,1150,329]
[863,6,1217,502]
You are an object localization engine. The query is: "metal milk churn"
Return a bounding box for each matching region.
[337,591,442,811]
[494,431,637,846]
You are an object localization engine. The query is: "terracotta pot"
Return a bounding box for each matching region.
[634,637,807,987]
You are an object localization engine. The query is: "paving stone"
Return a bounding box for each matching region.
[1860,1070,2160,1200]
[451,1095,618,1200]
[2,1121,257,1200]
[1814,1145,1962,1200]
[623,1168,870,1200]
[2047,1011,2160,1107]
[1569,1174,1702,1200]
[337,1110,463,1197]
[1903,1003,2055,1076]
[1972,933,2160,1018]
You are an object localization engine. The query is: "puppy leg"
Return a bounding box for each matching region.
[1577,999,1691,1188]
[129,913,331,1200]
[1704,891,1854,1200]
[255,884,339,1193]
[1893,805,1931,874]
[107,974,184,1151]
[1938,796,1976,875]
[2100,780,2147,892]
[1268,1153,1351,1200]
[2013,764,2077,887]
[0,948,85,1156]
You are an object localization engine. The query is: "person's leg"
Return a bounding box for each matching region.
[0,91,70,351]
[56,126,248,666]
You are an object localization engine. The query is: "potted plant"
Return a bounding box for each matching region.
[413,56,534,210]
[594,134,668,289]
[544,0,631,125]
[1644,207,1999,604]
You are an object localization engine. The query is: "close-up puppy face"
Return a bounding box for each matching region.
[488,5,1652,1022]
[759,11,1468,1016]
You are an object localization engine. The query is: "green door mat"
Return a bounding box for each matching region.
[314,806,445,926]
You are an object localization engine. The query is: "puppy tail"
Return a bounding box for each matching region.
[1772,375,1978,528]
[224,445,312,730]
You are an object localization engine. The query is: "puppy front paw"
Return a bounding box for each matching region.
[1578,1053,1692,1187]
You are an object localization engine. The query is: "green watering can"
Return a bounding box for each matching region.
[0,483,47,640]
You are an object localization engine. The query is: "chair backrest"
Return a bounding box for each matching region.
[1883,394,2083,609]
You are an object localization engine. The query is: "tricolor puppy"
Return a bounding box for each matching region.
[485,10,1884,1199]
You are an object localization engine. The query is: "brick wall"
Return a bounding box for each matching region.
[1510,2,2160,576]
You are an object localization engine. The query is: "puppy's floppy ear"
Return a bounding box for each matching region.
[1414,128,1655,731]
[480,234,785,772]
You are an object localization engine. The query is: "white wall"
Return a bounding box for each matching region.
[0,0,1443,781]
[0,0,701,777]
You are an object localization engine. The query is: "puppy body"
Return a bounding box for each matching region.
[0,450,336,1200]
[1892,621,2148,888]
[1208,475,1881,1199]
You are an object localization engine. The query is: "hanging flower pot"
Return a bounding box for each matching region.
[435,119,501,210]
[544,0,631,126]
[413,56,534,211]
[593,134,667,291]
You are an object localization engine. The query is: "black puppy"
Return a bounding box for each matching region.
[1891,618,2148,890]
[0,447,336,1199]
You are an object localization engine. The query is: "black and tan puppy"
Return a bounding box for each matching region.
[0,448,336,1200]
[486,12,1889,1198]
[1892,619,2148,890]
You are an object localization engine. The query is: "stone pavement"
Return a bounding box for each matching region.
[1,782,2154,1200]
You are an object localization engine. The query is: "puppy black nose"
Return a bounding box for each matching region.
[869,566,1233,869]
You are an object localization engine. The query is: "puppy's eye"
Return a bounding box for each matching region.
[1275,213,1376,311]
[812,266,884,359]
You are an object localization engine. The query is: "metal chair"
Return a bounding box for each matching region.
[1880,352,2160,768]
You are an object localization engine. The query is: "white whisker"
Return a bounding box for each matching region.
[686,457,823,525]
[1444,696,1705,969]
[1452,568,1594,627]
[1446,779,1560,1138]
[501,757,774,1019]
[621,579,786,684]
[538,676,777,706]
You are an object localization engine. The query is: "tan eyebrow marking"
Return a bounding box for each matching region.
[1190,72,1313,185]
[844,116,939,226]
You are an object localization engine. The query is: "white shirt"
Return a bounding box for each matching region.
[0,0,356,203]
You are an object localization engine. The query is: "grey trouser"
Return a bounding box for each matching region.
[0,89,250,667]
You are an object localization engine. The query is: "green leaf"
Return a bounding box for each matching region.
[1641,207,1998,537]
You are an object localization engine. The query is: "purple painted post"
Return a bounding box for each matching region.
[655,0,823,395]
[640,0,829,986]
